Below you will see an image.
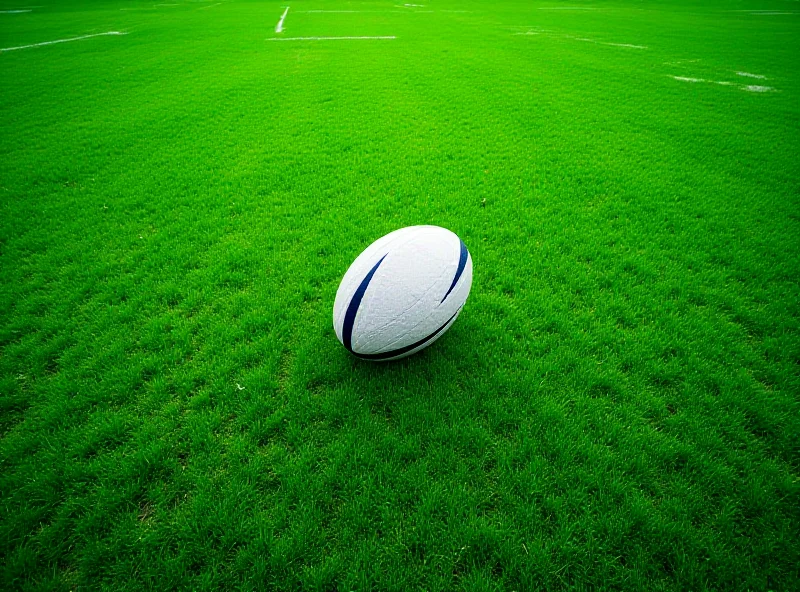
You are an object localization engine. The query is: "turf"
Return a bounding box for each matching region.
[1,0,799,590]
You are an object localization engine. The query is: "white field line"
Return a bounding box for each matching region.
[1,31,126,52]
[527,32,647,49]
[669,76,776,92]
[736,71,766,79]
[276,6,289,33]
[298,9,400,12]
[267,36,396,41]
[606,42,647,49]
[198,2,222,9]
[0,9,32,13]
[573,37,647,49]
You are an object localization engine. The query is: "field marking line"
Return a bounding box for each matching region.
[198,2,222,9]
[298,9,399,12]
[267,36,396,41]
[548,33,648,49]
[1,31,126,52]
[605,42,647,49]
[0,9,32,13]
[669,75,776,92]
[736,71,766,79]
[276,6,289,33]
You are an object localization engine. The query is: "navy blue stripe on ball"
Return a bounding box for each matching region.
[441,239,469,304]
[343,254,387,352]
[353,307,461,361]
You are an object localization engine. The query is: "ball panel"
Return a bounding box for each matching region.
[339,254,387,352]
[351,306,463,361]
[353,229,459,353]
[357,252,472,358]
[332,226,429,340]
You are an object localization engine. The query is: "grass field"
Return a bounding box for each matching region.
[1,0,799,590]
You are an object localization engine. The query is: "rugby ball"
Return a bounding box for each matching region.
[333,226,472,361]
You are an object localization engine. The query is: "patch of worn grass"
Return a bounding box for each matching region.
[1,0,798,590]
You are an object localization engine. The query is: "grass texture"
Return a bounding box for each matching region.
[1,0,799,590]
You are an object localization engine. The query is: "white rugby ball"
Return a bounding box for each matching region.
[333,225,473,361]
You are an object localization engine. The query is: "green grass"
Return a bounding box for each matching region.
[1,0,799,589]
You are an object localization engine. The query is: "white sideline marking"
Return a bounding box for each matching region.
[0,31,126,52]
[298,9,400,12]
[404,3,424,6]
[199,2,221,9]
[276,6,289,33]
[0,9,32,13]
[606,42,647,49]
[560,35,648,49]
[670,76,776,92]
[268,36,396,41]
[737,71,766,79]
[514,31,539,35]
